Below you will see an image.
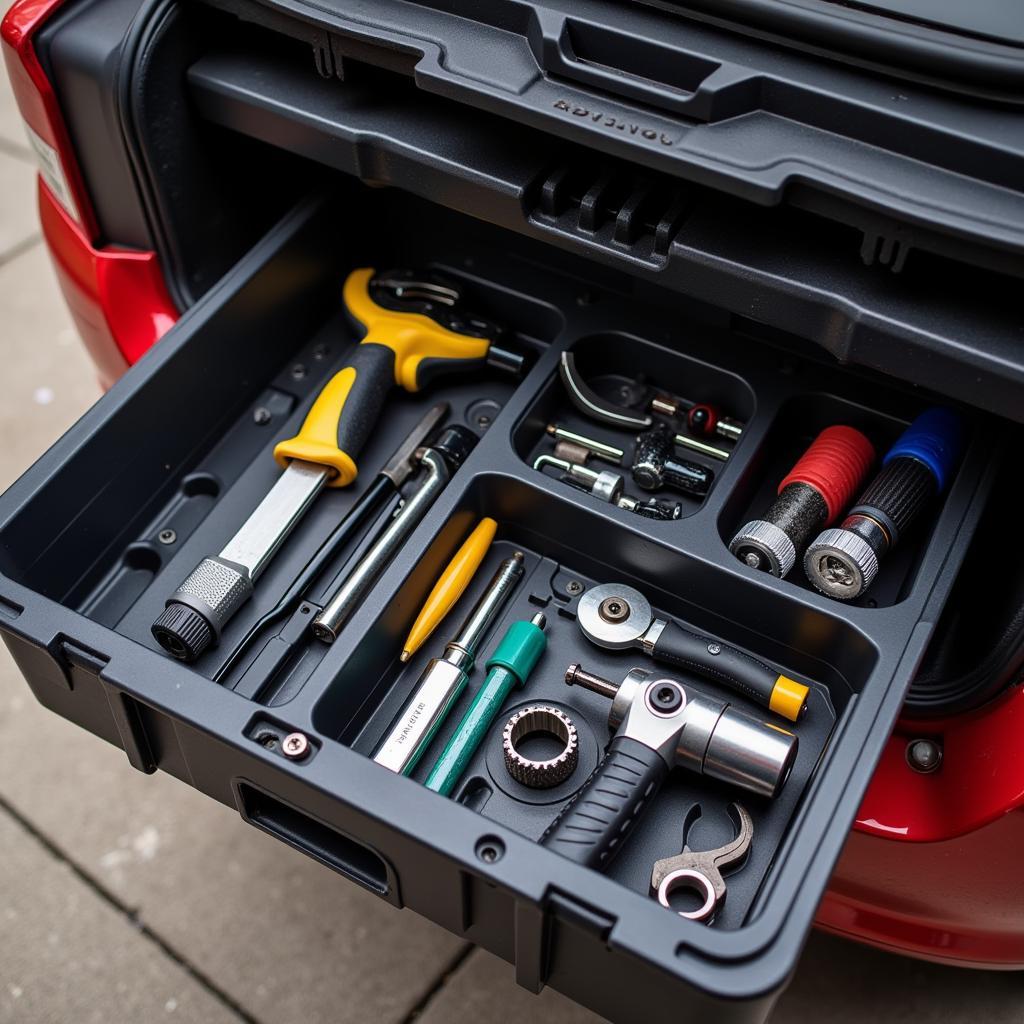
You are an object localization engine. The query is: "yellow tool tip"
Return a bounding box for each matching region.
[770,675,810,722]
[400,650,412,663]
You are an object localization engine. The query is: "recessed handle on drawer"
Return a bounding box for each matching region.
[235,781,401,906]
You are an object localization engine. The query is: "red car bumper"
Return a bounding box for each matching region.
[817,684,1024,968]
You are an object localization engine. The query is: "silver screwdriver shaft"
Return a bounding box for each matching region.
[373,552,525,775]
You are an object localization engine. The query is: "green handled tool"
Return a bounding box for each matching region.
[425,612,547,795]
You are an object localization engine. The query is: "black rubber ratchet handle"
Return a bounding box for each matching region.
[541,736,669,871]
[652,620,778,708]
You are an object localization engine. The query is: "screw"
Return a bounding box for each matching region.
[476,414,492,429]
[253,406,272,425]
[598,597,630,623]
[290,363,308,380]
[565,580,584,596]
[158,529,177,545]
[282,732,311,760]
[312,344,329,360]
[475,836,505,863]
[648,681,684,714]
[707,643,721,656]
[906,738,942,774]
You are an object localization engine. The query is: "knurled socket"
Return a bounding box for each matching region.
[502,706,579,789]
[728,519,798,578]
[804,527,879,599]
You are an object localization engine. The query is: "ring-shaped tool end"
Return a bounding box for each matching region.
[576,583,653,650]
[657,868,718,922]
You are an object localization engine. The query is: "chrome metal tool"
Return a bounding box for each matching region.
[374,552,525,775]
[540,664,794,870]
[312,425,478,642]
[213,403,449,681]
[651,803,754,923]
[575,583,809,721]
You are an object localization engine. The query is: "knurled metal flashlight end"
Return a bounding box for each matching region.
[729,519,797,578]
[564,664,619,700]
[503,706,579,788]
[152,603,214,661]
[804,528,879,600]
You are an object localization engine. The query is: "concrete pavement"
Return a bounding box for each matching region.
[1,75,1021,1024]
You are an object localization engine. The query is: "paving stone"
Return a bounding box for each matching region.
[0,650,468,1024]
[0,806,241,1024]
[0,242,100,488]
[770,931,1024,1024]
[0,151,40,262]
[416,949,607,1024]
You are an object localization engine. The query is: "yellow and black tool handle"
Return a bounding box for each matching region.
[272,343,395,488]
[651,621,808,721]
[273,268,493,487]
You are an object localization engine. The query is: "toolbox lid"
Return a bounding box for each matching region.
[642,0,1024,100]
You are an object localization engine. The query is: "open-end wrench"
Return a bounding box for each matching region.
[651,803,754,923]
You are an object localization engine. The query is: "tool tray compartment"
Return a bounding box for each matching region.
[0,179,998,1022]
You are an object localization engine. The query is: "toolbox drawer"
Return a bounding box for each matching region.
[0,188,997,1024]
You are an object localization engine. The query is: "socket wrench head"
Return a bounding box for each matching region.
[576,583,653,650]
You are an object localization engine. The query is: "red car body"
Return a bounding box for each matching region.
[6,0,1023,973]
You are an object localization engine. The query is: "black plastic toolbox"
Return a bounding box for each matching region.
[7,0,1024,1020]
[0,186,999,1022]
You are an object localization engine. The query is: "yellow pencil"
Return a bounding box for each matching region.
[400,517,498,662]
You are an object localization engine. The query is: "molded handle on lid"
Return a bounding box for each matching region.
[652,621,807,721]
[541,736,669,870]
[883,407,964,493]
[778,425,875,524]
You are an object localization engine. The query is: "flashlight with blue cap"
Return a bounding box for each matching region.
[803,408,964,600]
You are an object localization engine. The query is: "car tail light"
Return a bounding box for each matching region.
[2,0,178,384]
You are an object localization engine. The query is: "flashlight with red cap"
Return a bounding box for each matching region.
[729,426,876,578]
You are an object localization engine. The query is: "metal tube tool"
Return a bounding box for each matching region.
[541,664,796,870]
[805,408,964,599]
[545,424,624,466]
[533,455,682,521]
[729,425,875,579]
[576,583,809,720]
[312,425,478,641]
[213,403,449,681]
[425,612,548,795]
[374,552,525,775]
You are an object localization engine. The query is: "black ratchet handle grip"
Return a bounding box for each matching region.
[541,736,668,871]
[652,620,776,709]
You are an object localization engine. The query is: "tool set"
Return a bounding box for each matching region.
[140,264,970,936]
